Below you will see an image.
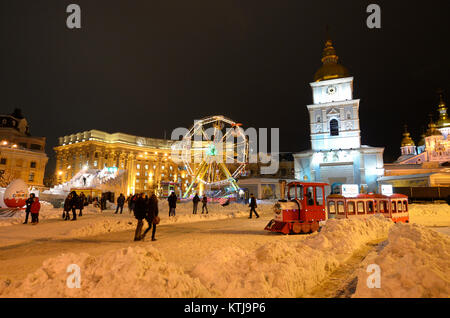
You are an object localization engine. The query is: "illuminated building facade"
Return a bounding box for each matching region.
[379,93,450,187]
[395,94,450,165]
[294,39,384,193]
[54,130,190,196]
[0,109,48,187]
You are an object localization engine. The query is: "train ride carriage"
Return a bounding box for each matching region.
[326,193,409,223]
[265,181,328,234]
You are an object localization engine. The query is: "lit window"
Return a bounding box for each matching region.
[137,164,140,169]
[136,172,140,176]
[145,165,148,169]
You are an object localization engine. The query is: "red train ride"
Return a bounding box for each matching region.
[326,193,409,223]
[265,182,409,235]
[265,181,328,234]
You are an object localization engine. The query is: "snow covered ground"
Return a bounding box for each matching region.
[0,201,448,298]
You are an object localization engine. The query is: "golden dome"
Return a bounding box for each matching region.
[401,125,415,147]
[426,121,442,137]
[314,39,350,82]
[436,93,450,128]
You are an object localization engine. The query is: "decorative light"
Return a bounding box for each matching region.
[1,141,7,145]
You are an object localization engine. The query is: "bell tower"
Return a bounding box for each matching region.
[307,38,361,151]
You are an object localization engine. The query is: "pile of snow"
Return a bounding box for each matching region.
[0,216,394,298]
[352,223,450,298]
[409,203,450,226]
[0,246,210,298]
[0,203,100,227]
[189,215,393,298]
[68,201,274,238]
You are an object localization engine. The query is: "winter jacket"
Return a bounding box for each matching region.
[25,198,34,213]
[146,195,159,219]
[133,197,147,220]
[117,195,125,206]
[30,198,41,214]
[63,197,72,211]
[249,197,257,208]
[193,195,200,204]
[202,196,208,204]
[168,193,177,208]
[77,195,86,209]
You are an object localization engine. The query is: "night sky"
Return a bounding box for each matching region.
[1,0,449,178]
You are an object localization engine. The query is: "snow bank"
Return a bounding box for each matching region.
[0,246,210,298]
[409,203,450,227]
[0,204,100,227]
[352,223,450,298]
[0,216,393,298]
[189,215,393,298]
[67,201,274,238]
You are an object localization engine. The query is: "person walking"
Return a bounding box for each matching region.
[192,194,200,214]
[78,192,86,217]
[201,195,208,214]
[30,196,41,225]
[167,191,177,217]
[128,194,136,213]
[23,193,35,224]
[70,191,79,221]
[142,193,159,241]
[133,193,147,241]
[115,193,125,214]
[248,193,259,219]
[63,193,72,220]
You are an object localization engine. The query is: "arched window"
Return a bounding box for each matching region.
[330,119,339,136]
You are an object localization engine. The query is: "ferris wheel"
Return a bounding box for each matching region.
[175,115,249,198]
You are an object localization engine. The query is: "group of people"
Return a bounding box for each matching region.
[63,191,87,221]
[131,193,159,241]
[192,194,208,214]
[23,193,41,225]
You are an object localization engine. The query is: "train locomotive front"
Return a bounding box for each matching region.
[265,181,328,234]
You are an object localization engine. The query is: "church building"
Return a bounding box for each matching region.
[294,38,384,193]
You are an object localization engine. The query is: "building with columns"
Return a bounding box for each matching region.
[0,109,48,188]
[54,130,189,196]
[294,38,384,193]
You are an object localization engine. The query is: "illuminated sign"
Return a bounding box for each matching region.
[341,184,359,197]
[380,184,393,196]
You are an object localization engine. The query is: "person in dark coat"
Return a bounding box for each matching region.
[128,194,136,213]
[167,192,177,217]
[63,193,72,220]
[70,191,79,221]
[201,195,208,214]
[100,194,107,211]
[78,192,86,216]
[142,193,159,241]
[248,193,259,219]
[115,193,125,214]
[192,194,200,214]
[133,193,147,241]
[23,193,35,224]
